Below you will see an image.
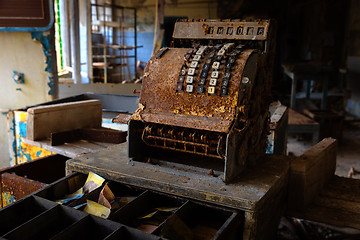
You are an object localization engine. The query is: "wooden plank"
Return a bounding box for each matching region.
[292,203,360,230]
[26,100,102,141]
[50,128,127,146]
[314,195,360,214]
[320,176,360,203]
[81,128,127,144]
[22,138,113,159]
[291,138,337,172]
[288,177,360,229]
[288,138,337,211]
[50,129,82,146]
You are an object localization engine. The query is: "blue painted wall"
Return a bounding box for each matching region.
[136,32,155,63]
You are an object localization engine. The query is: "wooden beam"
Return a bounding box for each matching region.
[70,0,81,83]
[85,0,93,82]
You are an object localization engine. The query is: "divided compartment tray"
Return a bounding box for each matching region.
[66,179,145,211]
[109,190,186,234]
[35,172,88,202]
[3,198,88,240]
[105,226,163,240]
[159,201,244,240]
[1,172,244,239]
[0,154,69,208]
[0,196,57,236]
[49,215,121,240]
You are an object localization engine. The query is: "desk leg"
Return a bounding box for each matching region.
[306,80,311,99]
[313,125,320,145]
[321,78,328,110]
[243,200,285,240]
[290,77,297,109]
[243,211,256,240]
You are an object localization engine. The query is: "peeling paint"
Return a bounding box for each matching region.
[2,191,15,207]
[30,32,55,96]
[266,131,275,154]
[6,111,17,166]
[36,151,42,158]
[102,118,128,132]
[14,111,53,165]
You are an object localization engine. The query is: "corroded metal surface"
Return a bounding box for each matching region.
[173,19,270,41]
[132,48,256,133]
[0,154,67,208]
[142,123,226,159]
[1,173,46,207]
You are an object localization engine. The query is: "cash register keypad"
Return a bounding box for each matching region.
[177,44,241,96]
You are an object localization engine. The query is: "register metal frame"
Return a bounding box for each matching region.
[128,19,276,183]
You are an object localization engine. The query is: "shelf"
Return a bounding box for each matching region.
[92,20,134,28]
[92,44,141,50]
[90,3,137,83]
[92,62,128,69]
[296,92,344,99]
[93,55,135,59]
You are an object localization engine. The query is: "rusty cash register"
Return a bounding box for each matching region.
[128,19,275,183]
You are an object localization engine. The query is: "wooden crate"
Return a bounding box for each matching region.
[288,138,337,212]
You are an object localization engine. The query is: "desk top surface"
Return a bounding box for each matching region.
[288,109,319,125]
[66,143,289,211]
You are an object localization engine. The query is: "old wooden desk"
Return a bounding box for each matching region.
[66,143,289,240]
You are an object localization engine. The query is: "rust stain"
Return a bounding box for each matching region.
[135,48,256,133]
[128,18,273,182]
[1,173,46,207]
[131,103,145,121]
[201,23,209,34]
[173,19,270,41]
